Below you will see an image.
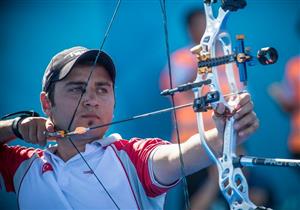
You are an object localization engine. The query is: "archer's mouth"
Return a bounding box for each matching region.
[81,114,101,120]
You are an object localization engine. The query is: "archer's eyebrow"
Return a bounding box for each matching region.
[95,81,113,87]
[65,81,87,87]
[64,81,112,87]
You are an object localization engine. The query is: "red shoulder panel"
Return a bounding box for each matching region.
[0,144,43,192]
[112,138,171,197]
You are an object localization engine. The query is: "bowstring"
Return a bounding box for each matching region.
[159,0,191,209]
[64,0,121,209]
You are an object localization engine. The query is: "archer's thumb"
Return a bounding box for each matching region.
[213,103,226,118]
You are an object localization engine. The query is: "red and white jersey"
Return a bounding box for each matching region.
[0,134,178,209]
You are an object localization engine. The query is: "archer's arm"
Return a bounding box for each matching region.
[0,117,53,146]
[152,93,259,185]
[0,119,17,144]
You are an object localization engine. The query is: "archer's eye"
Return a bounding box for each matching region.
[68,86,85,94]
[96,87,109,94]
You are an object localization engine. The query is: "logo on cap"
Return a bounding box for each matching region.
[64,49,86,60]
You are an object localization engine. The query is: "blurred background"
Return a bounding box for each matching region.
[0,0,299,209]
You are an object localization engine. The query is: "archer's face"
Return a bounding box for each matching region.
[49,65,115,139]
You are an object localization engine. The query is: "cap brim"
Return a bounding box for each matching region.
[58,50,116,83]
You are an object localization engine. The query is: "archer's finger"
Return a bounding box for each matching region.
[213,103,226,118]
[234,111,257,131]
[45,119,55,132]
[233,101,254,120]
[28,118,38,144]
[18,121,29,141]
[37,122,47,147]
[237,119,259,138]
[235,93,251,109]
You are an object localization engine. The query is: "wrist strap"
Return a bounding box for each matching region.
[12,116,28,140]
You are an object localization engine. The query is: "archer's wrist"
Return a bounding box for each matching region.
[204,128,223,156]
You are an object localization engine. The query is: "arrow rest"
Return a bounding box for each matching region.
[193,91,220,112]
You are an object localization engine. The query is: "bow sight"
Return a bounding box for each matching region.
[191,34,278,86]
[161,34,279,113]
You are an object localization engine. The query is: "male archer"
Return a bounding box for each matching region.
[0,46,258,209]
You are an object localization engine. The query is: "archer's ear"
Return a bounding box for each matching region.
[40,92,52,116]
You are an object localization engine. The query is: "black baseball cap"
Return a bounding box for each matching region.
[42,46,116,92]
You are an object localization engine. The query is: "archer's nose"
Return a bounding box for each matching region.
[82,91,100,108]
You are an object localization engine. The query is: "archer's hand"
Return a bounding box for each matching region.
[18,117,55,146]
[213,93,259,142]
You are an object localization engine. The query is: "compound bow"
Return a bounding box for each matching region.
[168,1,298,210]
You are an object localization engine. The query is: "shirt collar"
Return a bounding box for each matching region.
[44,133,122,162]
[93,133,122,147]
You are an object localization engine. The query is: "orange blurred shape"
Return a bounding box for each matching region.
[74,127,87,135]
